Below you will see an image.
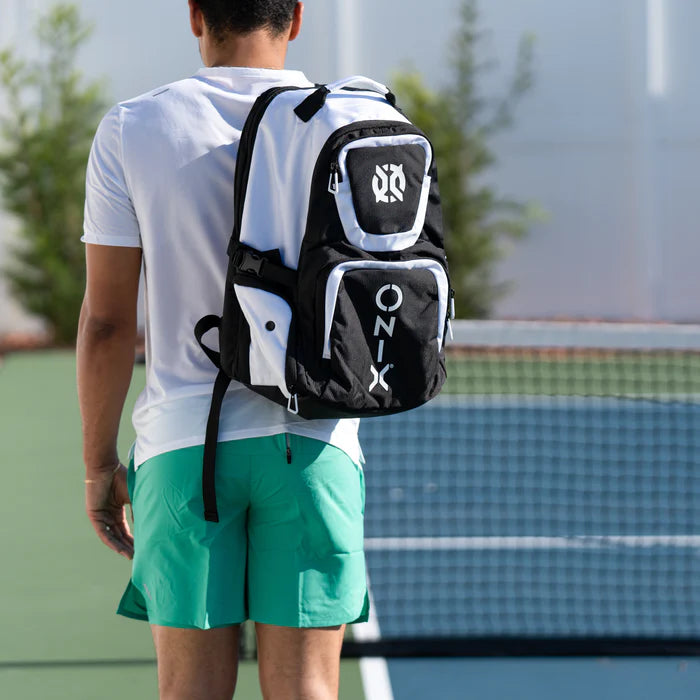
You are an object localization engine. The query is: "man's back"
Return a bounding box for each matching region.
[84,67,362,468]
[78,4,368,698]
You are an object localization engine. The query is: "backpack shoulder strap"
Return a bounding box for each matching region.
[203,369,232,523]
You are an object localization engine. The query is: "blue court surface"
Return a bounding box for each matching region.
[354,397,700,699]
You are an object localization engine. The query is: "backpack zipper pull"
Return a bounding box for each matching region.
[328,161,342,193]
[287,393,299,415]
[445,289,456,343]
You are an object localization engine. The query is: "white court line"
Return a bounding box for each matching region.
[353,579,394,700]
[365,535,700,551]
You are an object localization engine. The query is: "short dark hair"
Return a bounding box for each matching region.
[196,0,298,39]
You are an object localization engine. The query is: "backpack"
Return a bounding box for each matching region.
[195,76,454,521]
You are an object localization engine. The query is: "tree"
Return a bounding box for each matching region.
[394,0,540,318]
[0,4,107,344]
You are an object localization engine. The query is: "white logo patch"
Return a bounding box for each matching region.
[372,164,406,204]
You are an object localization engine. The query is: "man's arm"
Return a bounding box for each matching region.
[77,243,142,559]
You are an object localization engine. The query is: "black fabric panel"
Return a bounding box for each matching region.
[301,121,427,250]
[422,158,445,251]
[323,268,444,411]
[289,120,449,417]
[346,144,426,235]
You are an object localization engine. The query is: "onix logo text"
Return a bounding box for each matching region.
[369,283,404,393]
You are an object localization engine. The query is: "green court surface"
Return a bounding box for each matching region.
[0,351,365,699]
[443,351,700,395]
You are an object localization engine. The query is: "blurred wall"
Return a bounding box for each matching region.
[477,0,700,322]
[0,0,698,327]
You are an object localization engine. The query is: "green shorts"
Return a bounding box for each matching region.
[117,434,369,629]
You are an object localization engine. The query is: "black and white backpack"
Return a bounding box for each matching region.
[196,76,454,521]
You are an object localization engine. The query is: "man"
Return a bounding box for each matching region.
[76,3,368,698]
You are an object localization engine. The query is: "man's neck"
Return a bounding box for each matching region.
[204,30,288,70]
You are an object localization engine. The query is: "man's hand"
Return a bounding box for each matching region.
[85,463,134,559]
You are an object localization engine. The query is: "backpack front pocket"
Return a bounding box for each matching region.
[328,131,433,253]
[317,259,448,411]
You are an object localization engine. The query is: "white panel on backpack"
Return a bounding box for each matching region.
[234,285,292,396]
[239,84,411,269]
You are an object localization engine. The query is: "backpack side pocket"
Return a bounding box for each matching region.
[233,284,294,399]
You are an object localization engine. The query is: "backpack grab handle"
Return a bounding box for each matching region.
[326,75,391,96]
[294,75,397,122]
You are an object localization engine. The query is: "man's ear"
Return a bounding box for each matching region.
[289,2,304,42]
[189,0,204,38]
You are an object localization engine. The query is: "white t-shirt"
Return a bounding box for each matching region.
[83,67,362,468]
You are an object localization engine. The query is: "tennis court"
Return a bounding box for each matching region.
[0,350,364,699]
[2,320,700,698]
[352,321,700,698]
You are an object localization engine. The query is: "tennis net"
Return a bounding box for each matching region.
[346,320,700,657]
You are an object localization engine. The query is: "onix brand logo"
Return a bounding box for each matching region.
[369,283,404,393]
[372,164,406,204]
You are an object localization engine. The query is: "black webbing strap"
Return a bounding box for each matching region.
[230,246,298,290]
[194,315,222,369]
[294,85,398,122]
[203,369,232,523]
[294,86,330,122]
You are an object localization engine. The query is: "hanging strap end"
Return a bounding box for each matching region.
[294,86,330,122]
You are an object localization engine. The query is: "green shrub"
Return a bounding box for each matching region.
[0,4,107,344]
[394,0,543,318]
